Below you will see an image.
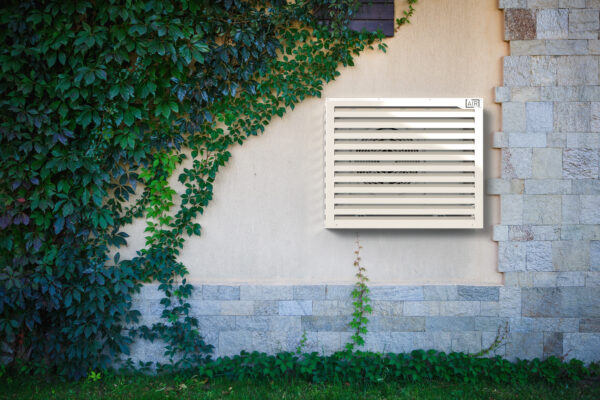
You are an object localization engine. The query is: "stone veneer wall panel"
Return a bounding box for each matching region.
[128,1,600,364]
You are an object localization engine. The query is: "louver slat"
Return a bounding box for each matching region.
[325,98,484,229]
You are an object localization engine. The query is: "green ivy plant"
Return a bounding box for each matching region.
[0,0,417,379]
[346,237,372,351]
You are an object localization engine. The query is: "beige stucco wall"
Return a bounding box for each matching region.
[120,0,508,285]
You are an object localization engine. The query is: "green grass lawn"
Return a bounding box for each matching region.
[1,375,599,400]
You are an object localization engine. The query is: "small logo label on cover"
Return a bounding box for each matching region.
[465,99,481,108]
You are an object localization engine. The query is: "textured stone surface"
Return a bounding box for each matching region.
[279,300,312,316]
[370,286,424,301]
[526,241,553,271]
[523,195,561,224]
[580,318,600,332]
[553,240,590,270]
[457,286,500,301]
[501,194,524,225]
[557,57,599,86]
[499,241,527,271]
[505,9,537,40]
[554,102,590,132]
[581,195,600,224]
[503,102,527,132]
[293,285,326,300]
[568,9,600,39]
[240,285,293,300]
[522,287,600,317]
[562,195,581,224]
[563,148,599,179]
[537,9,568,39]
[592,102,600,132]
[564,333,600,363]
[546,39,588,55]
[503,149,532,178]
[531,148,562,178]
[203,285,240,300]
[506,332,544,360]
[504,56,531,86]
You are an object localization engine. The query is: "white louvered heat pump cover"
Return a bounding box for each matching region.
[325,98,484,229]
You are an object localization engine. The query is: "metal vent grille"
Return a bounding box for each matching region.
[325,98,483,229]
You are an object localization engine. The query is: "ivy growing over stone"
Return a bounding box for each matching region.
[0,0,415,379]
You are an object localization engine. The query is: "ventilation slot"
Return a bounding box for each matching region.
[325,98,484,229]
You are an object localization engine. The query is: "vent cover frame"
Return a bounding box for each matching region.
[324,98,484,229]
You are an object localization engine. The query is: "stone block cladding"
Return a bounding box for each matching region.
[129,1,600,364]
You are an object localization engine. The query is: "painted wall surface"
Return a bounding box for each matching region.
[121,0,508,285]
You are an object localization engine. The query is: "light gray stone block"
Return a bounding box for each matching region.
[219,301,254,316]
[503,102,527,132]
[303,332,341,355]
[523,195,562,224]
[509,132,547,147]
[532,148,563,179]
[203,285,240,300]
[502,149,532,179]
[279,300,312,316]
[499,288,522,317]
[493,131,509,148]
[541,86,583,101]
[568,9,600,39]
[526,241,553,271]
[503,272,534,287]
[531,56,558,86]
[506,332,543,361]
[592,102,600,132]
[554,102,591,132]
[573,179,600,194]
[528,0,558,7]
[387,332,415,353]
[509,225,535,241]
[301,316,352,332]
[559,0,586,7]
[580,318,600,331]
[562,195,581,224]
[439,301,481,316]
[293,285,326,300]
[496,86,511,103]
[531,225,562,240]
[312,300,353,316]
[370,286,424,301]
[480,301,501,316]
[240,285,293,300]
[475,317,510,332]
[512,87,541,102]
[403,301,440,316]
[426,317,475,331]
[591,241,600,268]
[188,300,221,316]
[423,285,458,301]
[499,241,527,272]
[567,132,600,148]
[581,195,600,224]
[591,40,600,54]
[500,0,527,7]
[561,224,600,240]
[503,56,531,86]
[546,39,588,55]
[537,9,569,39]
[487,178,510,194]
[451,332,482,354]
[547,131,567,147]
[136,284,163,300]
[511,40,546,55]
[525,179,571,194]
[564,333,600,363]
[563,148,598,178]
[556,271,586,286]
[583,86,600,101]
[325,285,353,300]
[370,300,404,316]
[457,286,500,301]
[533,272,558,287]
[254,300,278,316]
[493,225,509,241]
[553,240,590,270]
[197,316,236,331]
[369,316,425,332]
[522,287,600,317]
[590,272,600,286]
